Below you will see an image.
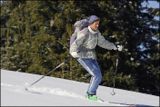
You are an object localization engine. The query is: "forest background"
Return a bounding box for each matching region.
[1,0,159,96]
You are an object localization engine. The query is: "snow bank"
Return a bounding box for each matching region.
[1,69,159,106]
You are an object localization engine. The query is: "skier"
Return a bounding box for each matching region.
[70,15,122,101]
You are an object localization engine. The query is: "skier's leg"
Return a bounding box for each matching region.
[77,58,102,95]
[87,59,102,95]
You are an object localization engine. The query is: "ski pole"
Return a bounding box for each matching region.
[111,52,119,96]
[25,59,68,89]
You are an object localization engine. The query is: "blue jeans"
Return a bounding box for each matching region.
[77,58,102,95]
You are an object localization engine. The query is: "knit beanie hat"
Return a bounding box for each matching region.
[88,15,100,25]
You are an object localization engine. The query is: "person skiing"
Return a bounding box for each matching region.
[70,15,122,101]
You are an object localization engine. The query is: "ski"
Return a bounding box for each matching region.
[109,101,136,106]
[87,98,105,103]
[108,101,152,107]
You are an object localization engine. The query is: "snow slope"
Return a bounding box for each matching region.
[1,69,159,106]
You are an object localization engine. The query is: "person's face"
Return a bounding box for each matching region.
[90,20,100,31]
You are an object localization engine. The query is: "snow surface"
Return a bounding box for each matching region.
[1,69,159,106]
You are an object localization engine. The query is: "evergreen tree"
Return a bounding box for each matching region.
[1,0,159,96]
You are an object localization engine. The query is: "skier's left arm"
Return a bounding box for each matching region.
[97,33,122,51]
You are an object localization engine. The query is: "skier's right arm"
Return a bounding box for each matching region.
[70,32,86,58]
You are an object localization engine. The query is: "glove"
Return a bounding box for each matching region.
[70,52,79,58]
[113,46,117,50]
[117,45,123,51]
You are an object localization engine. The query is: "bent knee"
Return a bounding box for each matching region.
[94,73,102,82]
